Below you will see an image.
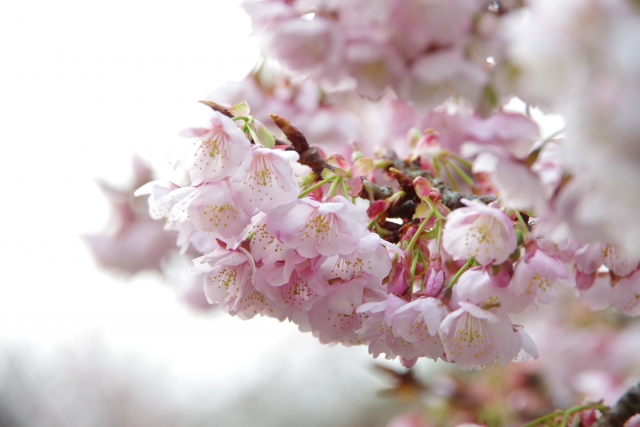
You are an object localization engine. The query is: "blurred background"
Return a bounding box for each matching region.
[1,1,639,427]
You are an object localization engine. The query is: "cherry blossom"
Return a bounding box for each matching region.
[267,196,370,258]
[231,144,301,213]
[442,199,516,266]
[194,246,284,320]
[439,301,521,370]
[512,246,571,305]
[176,111,251,185]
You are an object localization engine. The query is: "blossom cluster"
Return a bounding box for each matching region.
[88,0,640,373]
[126,96,640,372]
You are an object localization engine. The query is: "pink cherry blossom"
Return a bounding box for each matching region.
[442,199,516,266]
[356,294,419,360]
[267,196,369,258]
[452,267,532,313]
[171,181,251,240]
[193,246,284,320]
[439,301,522,370]
[388,295,449,360]
[313,233,393,286]
[177,111,251,186]
[578,273,613,312]
[307,275,383,346]
[512,247,571,305]
[253,260,320,314]
[610,270,640,316]
[231,144,301,214]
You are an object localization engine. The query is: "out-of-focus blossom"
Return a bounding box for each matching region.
[85,157,177,275]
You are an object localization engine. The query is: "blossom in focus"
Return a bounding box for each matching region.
[267,196,370,258]
[439,301,521,370]
[231,144,301,213]
[176,111,251,185]
[442,199,516,266]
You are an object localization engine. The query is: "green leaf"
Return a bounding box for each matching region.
[250,120,275,148]
[413,203,432,219]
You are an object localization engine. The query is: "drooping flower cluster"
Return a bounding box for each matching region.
[127,92,640,371]
[90,0,640,374]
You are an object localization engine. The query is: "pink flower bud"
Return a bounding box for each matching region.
[389,264,411,295]
[424,268,445,297]
[487,261,514,288]
[575,269,597,290]
[413,176,432,199]
[367,200,390,219]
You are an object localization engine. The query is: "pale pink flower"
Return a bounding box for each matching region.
[307,275,381,346]
[263,17,343,78]
[513,326,539,363]
[193,246,284,320]
[231,145,301,214]
[610,270,640,316]
[452,267,532,313]
[248,212,290,264]
[356,299,398,359]
[177,112,251,186]
[313,233,393,286]
[134,180,180,220]
[512,247,571,305]
[84,179,176,275]
[267,196,369,258]
[578,273,613,312]
[388,295,449,360]
[173,181,251,240]
[442,199,516,266]
[356,294,419,360]
[439,301,521,370]
[253,261,320,314]
[603,245,640,277]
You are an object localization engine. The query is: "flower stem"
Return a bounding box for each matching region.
[410,250,420,285]
[450,154,473,169]
[341,178,354,203]
[513,210,529,238]
[448,258,474,289]
[327,176,341,199]
[448,160,475,187]
[407,210,434,253]
[423,197,443,219]
[442,161,459,191]
[433,158,442,178]
[522,403,608,427]
[299,175,336,198]
[418,251,429,291]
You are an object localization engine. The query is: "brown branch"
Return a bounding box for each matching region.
[596,382,640,427]
[270,114,331,175]
[198,100,233,118]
